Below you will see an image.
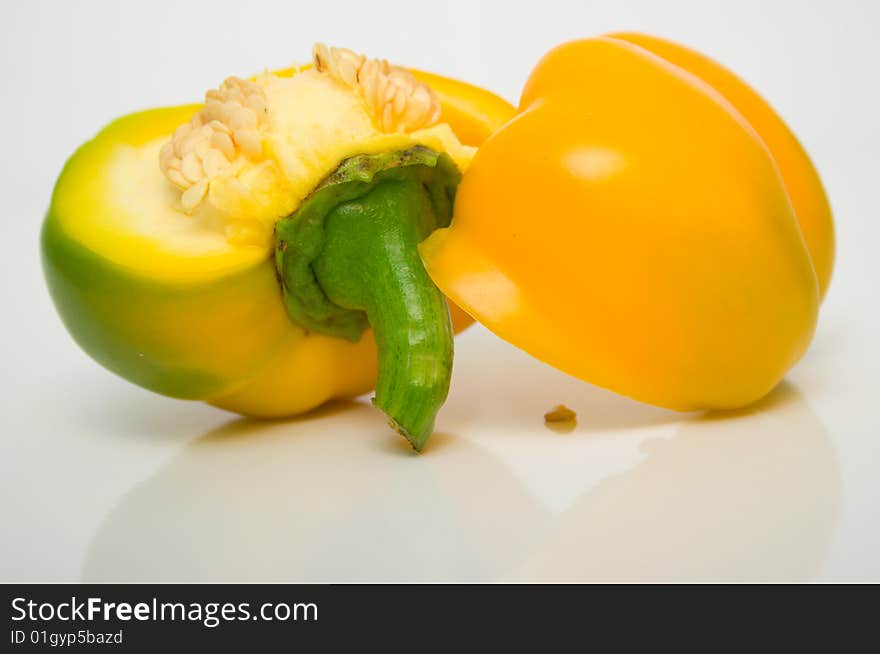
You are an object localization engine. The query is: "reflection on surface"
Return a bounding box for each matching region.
[443,328,685,434]
[84,383,839,582]
[83,402,550,582]
[505,383,841,581]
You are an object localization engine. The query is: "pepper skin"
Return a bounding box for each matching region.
[421,36,822,412]
[42,50,515,448]
[608,32,834,299]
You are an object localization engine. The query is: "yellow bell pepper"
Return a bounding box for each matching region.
[421,35,828,412]
[42,45,515,449]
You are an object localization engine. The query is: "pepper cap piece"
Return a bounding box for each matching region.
[421,36,820,413]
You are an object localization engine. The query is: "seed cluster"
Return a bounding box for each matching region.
[160,45,443,213]
[159,77,268,212]
[312,43,441,133]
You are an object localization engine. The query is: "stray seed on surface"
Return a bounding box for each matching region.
[544,405,577,434]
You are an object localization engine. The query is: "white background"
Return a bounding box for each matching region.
[1,0,878,581]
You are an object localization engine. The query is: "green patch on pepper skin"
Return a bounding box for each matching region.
[41,211,272,400]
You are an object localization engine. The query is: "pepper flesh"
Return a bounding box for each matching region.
[42,56,515,438]
[421,36,821,412]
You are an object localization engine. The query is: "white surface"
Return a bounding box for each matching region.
[1,0,878,582]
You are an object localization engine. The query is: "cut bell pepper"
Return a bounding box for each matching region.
[42,45,515,449]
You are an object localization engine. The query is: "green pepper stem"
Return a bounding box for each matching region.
[275,148,461,450]
[312,178,453,450]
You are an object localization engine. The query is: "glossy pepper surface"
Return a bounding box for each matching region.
[42,45,515,449]
[609,32,834,299]
[421,35,828,412]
